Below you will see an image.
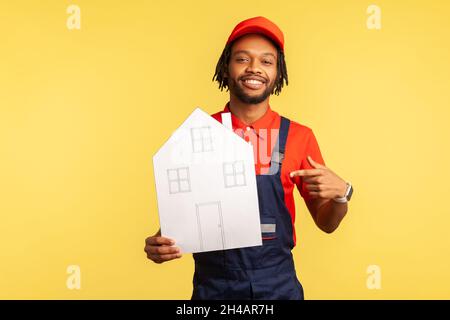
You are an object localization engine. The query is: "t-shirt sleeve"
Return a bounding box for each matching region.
[296,129,326,201]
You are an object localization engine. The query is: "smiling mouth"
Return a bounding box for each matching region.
[241,79,265,90]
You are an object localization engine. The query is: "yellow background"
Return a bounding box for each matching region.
[1,0,449,299]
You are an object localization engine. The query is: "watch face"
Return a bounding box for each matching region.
[346,185,353,201]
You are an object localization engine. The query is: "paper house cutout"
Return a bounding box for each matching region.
[153,108,262,253]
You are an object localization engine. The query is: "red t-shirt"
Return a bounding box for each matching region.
[211,103,325,245]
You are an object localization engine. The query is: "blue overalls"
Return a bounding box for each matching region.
[192,116,304,300]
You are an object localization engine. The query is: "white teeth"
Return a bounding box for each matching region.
[244,79,263,85]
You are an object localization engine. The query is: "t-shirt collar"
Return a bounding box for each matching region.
[223,101,277,131]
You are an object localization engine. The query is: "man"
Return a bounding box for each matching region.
[145,16,353,300]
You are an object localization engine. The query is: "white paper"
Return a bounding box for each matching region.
[153,107,262,253]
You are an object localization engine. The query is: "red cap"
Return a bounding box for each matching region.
[226,16,285,52]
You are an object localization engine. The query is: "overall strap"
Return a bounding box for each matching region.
[278,116,290,154]
[268,116,290,175]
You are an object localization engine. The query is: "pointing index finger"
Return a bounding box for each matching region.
[290,169,322,178]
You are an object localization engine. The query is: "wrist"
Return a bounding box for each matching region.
[338,181,347,198]
[333,181,353,203]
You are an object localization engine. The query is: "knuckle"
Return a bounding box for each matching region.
[148,246,156,254]
[150,254,162,264]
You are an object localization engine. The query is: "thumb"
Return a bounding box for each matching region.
[307,155,325,169]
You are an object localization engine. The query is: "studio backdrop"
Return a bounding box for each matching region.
[1,0,449,299]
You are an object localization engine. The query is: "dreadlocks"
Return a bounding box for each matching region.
[212,39,289,95]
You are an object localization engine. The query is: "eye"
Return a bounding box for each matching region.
[236,58,248,62]
[263,60,273,65]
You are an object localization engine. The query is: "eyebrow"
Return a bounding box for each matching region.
[232,50,276,59]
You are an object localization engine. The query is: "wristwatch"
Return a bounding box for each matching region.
[333,182,353,203]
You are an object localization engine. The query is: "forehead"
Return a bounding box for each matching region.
[231,34,278,56]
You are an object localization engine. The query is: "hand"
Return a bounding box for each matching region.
[144,229,182,264]
[290,155,347,200]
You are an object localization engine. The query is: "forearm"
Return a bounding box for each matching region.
[316,200,348,233]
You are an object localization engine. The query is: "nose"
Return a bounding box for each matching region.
[245,59,263,74]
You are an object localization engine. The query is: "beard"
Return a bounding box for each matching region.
[228,77,276,104]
